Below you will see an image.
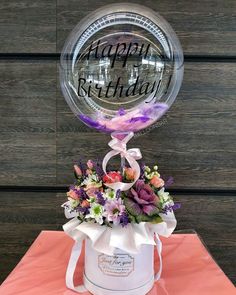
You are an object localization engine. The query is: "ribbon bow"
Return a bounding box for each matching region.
[102,132,142,191]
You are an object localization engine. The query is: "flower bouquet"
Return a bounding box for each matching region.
[63,160,179,228]
[62,134,179,295]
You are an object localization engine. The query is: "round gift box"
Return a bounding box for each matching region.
[84,239,155,295]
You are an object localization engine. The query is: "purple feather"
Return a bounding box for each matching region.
[127,116,150,123]
[79,114,113,133]
[117,108,126,116]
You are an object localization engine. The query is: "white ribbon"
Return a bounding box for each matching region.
[65,239,87,293]
[102,131,142,191]
[154,233,163,281]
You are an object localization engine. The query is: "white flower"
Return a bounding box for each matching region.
[104,188,116,200]
[86,203,104,224]
[82,174,102,188]
[158,188,174,206]
[68,197,79,208]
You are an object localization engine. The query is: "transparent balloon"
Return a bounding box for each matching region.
[60,3,184,134]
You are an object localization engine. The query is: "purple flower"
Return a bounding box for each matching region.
[77,159,87,175]
[68,185,82,198]
[69,185,77,192]
[93,159,104,179]
[77,206,90,214]
[139,162,146,179]
[96,191,106,206]
[120,212,129,227]
[127,180,159,216]
[78,187,88,200]
[163,202,181,214]
[116,189,121,199]
[163,176,174,188]
[104,199,126,225]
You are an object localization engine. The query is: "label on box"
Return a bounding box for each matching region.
[98,254,134,277]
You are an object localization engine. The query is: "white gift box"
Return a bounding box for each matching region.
[63,216,178,294]
[84,238,155,295]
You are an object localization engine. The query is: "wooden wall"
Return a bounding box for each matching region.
[0,0,235,284]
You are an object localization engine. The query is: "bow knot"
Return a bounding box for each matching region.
[124,148,142,160]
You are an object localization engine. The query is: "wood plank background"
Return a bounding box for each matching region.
[0,61,56,185]
[57,0,236,56]
[0,0,235,286]
[0,0,56,53]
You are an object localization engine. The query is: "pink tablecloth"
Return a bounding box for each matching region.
[0,231,235,295]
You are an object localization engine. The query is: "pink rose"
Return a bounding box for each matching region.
[74,165,82,177]
[103,171,122,183]
[67,189,79,200]
[150,176,164,188]
[87,160,94,169]
[85,186,99,197]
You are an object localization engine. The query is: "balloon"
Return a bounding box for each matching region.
[60,3,184,134]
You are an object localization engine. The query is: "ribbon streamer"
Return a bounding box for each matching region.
[102,131,142,191]
[66,240,87,293]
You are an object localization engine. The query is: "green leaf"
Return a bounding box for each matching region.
[127,214,137,223]
[150,215,163,224]
[74,171,79,179]
[136,214,152,223]
[136,214,163,224]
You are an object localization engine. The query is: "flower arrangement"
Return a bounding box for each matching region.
[62,159,180,227]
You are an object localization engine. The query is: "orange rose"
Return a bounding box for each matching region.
[124,167,136,181]
[81,200,90,208]
[150,176,164,188]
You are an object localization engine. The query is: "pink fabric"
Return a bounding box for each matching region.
[0,231,235,295]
